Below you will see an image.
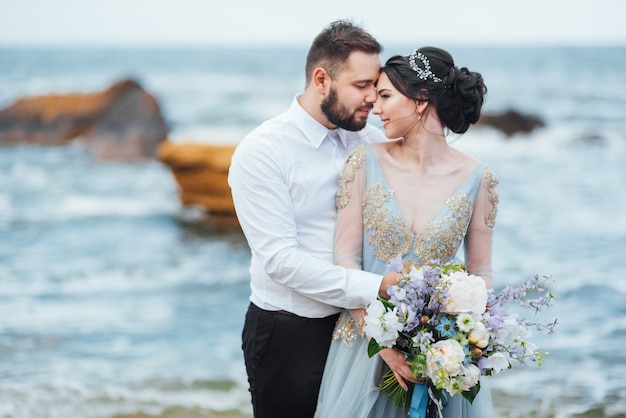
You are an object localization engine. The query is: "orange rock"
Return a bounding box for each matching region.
[0,79,168,161]
[157,141,238,227]
[157,141,235,172]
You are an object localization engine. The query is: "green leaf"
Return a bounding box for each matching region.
[379,297,395,309]
[367,338,383,358]
[462,381,481,404]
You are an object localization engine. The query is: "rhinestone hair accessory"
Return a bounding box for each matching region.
[408,50,443,83]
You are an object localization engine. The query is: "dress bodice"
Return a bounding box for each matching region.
[337,144,495,276]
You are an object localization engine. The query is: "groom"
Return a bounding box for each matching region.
[228,20,398,418]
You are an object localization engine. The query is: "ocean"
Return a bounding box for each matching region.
[0,45,625,418]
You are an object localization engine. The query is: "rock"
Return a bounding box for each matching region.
[0,92,104,146]
[478,109,545,137]
[0,79,168,161]
[157,141,239,227]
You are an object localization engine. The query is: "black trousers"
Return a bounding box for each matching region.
[242,302,339,418]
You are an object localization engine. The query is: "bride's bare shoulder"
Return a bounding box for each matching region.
[450,148,483,174]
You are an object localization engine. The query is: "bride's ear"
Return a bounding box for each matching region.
[415,99,428,114]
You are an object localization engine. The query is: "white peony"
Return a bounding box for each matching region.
[442,271,488,314]
[363,300,403,348]
[426,339,466,385]
[459,363,482,391]
[480,352,510,374]
[468,321,489,348]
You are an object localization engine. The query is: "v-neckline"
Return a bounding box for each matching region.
[366,146,483,237]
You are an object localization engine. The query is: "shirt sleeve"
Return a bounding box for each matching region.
[228,137,382,309]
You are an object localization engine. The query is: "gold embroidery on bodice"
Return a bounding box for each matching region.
[362,183,412,262]
[413,194,473,263]
[363,183,473,265]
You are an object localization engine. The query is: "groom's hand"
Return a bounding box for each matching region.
[378,272,402,298]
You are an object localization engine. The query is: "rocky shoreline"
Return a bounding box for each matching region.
[0,79,545,228]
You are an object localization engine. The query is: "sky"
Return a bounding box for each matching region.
[1,0,625,47]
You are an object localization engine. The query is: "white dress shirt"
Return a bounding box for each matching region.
[228,95,386,318]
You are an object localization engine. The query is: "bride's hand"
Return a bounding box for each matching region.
[378,347,416,390]
[379,272,402,298]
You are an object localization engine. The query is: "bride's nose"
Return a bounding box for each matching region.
[372,100,382,115]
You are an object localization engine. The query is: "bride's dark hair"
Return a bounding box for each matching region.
[382,46,486,134]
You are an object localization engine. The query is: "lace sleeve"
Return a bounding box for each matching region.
[464,167,500,289]
[481,168,499,229]
[334,145,367,269]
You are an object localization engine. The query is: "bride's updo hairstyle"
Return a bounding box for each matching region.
[381,46,486,134]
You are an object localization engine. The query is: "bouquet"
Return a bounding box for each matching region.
[364,255,557,416]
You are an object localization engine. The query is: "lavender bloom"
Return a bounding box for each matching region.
[404,312,422,333]
[386,254,404,273]
[414,330,434,353]
[485,303,506,330]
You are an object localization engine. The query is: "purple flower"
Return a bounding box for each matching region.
[485,303,506,330]
[386,254,404,273]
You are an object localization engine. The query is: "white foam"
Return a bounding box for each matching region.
[0,379,253,418]
[56,194,178,219]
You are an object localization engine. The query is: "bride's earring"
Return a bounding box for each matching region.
[414,102,422,123]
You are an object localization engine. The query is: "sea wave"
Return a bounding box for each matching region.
[1,375,624,418]
[0,378,253,418]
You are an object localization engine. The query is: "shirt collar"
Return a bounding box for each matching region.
[290,95,347,149]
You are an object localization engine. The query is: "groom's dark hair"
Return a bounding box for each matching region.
[305,20,382,85]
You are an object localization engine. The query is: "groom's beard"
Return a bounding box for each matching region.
[321,87,371,131]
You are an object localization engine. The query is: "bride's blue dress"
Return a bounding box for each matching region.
[316,144,497,418]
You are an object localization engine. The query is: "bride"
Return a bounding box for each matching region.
[316,46,499,418]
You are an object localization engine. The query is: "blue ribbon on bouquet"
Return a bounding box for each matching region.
[408,382,447,418]
[408,382,428,418]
